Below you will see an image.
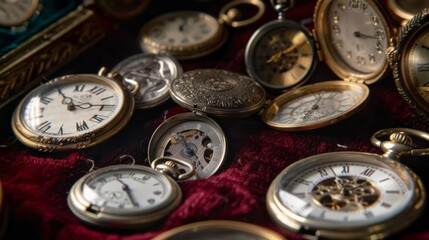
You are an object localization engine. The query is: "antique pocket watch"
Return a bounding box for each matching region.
[267,128,427,239]
[246,0,395,91]
[11,68,138,152]
[148,69,266,179]
[153,220,286,240]
[137,0,265,60]
[112,53,182,109]
[68,157,195,229]
[387,9,429,116]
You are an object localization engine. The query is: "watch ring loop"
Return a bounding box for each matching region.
[371,128,429,157]
[151,156,196,180]
[218,0,265,28]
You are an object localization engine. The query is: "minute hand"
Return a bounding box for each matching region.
[353,31,378,39]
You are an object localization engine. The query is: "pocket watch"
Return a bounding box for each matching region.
[0,0,41,29]
[153,220,286,240]
[245,0,318,91]
[68,158,195,229]
[387,9,429,116]
[260,80,369,131]
[387,0,429,26]
[94,0,151,20]
[267,128,427,239]
[137,0,265,60]
[313,0,395,84]
[112,53,182,109]
[11,68,138,152]
[148,69,266,179]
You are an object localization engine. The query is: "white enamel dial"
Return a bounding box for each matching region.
[68,164,182,229]
[0,0,39,27]
[267,152,424,239]
[20,80,122,138]
[139,11,226,60]
[262,81,369,131]
[326,0,389,74]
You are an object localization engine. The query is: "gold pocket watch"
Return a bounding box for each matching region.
[148,69,266,179]
[137,0,265,60]
[387,0,429,26]
[11,68,138,152]
[112,53,183,109]
[68,157,195,229]
[387,9,429,116]
[95,0,151,20]
[153,220,286,240]
[267,128,427,239]
[0,0,41,29]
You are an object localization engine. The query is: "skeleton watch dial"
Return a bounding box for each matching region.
[148,113,226,180]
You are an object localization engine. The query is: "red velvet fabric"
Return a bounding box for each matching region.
[1,0,429,239]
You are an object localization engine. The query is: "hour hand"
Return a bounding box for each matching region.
[353,31,377,39]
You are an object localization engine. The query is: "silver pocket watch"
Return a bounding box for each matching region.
[68,157,195,229]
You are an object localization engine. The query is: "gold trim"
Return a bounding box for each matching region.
[153,220,286,240]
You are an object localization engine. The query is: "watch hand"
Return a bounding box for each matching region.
[74,102,114,110]
[302,94,323,119]
[175,133,194,155]
[57,89,76,111]
[266,45,296,64]
[178,17,188,32]
[116,178,139,207]
[354,31,378,39]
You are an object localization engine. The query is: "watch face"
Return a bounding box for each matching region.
[138,11,227,60]
[401,21,429,114]
[68,165,181,229]
[12,74,134,151]
[0,0,39,27]
[314,0,393,83]
[112,54,182,109]
[267,152,424,239]
[148,113,226,180]
[245,20,317,90]
[261,81,369,131]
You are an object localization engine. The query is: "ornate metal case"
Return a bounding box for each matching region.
[11,72,135,152]
[387,0,429,26]
[313,0,395,84]
[148,69,266,179]
[387,9,429,116]
[153,220,286,240]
